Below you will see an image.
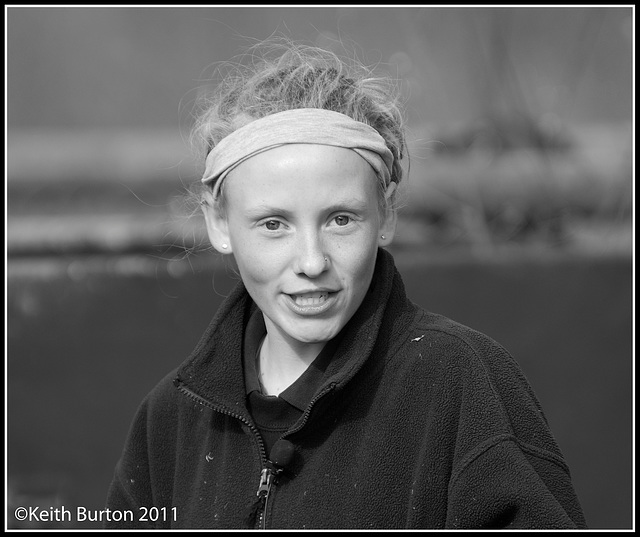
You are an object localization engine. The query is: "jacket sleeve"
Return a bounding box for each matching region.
[103,371,179,529]
[103,394,156,529]
[446,434,587,529]
[419,320,588,529]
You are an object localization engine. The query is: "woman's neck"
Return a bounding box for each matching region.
[257,328,326,396]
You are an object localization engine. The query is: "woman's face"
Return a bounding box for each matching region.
[208,143,395,348]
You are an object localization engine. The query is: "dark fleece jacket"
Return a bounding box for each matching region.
[104,248,587,529]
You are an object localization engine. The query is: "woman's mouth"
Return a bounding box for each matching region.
[285,291,337,315]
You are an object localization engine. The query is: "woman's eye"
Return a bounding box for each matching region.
[334,215,350,226]
[264,220,281,231]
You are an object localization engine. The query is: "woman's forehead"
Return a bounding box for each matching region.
[224,144,379,202]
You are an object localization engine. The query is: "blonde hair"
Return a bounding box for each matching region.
[190,37,407,213]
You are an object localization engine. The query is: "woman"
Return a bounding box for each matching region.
[105,39,587,529]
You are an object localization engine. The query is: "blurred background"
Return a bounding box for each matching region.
[6,6,633,530]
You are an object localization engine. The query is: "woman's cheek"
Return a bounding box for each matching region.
[234,240,284,284]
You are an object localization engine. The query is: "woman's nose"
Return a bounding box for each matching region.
[293,231,328,278]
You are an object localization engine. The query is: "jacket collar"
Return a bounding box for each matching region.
[176,248,411,418]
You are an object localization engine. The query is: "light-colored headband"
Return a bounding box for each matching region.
[201,108,394,198]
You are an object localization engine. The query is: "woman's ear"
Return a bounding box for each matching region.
[378,182,398,247]
[201,190,233,254]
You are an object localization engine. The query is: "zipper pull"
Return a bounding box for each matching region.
[257,467,275,497]
[247,468,275,529]
[253,441,294,529]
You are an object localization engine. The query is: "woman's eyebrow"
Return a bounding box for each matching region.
[244,198,370,217]
[324,198,370,212]
[243,204,294,218]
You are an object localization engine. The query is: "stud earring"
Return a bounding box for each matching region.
[221,243,228,249]
[381,235,386,240]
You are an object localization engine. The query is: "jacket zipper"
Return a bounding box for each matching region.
[256,467,275,529]
[174,379,272,528]
[256,383,338,528]
[175,378,338,529]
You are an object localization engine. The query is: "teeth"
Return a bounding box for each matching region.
[293,292,327,306]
